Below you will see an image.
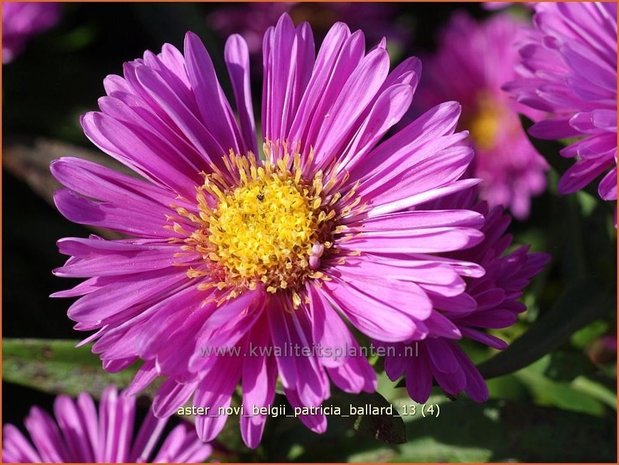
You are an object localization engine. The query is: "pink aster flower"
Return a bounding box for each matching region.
[53,14,490,448]
[2,2,61,64]
[384,188,549,402]
[419,12,548,219]
[208,2,408,56]
[505,2,617,204]
[2,386,212,463]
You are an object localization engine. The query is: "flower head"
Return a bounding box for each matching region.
[419,12,548,219]
[2,2,61,64]
[505,2,617,204]
[2,386,211,463]
[53,14,511,447]
[384,188,549,402]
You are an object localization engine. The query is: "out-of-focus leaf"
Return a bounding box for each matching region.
[3,138,127,239]
[571,376,617,410]
[576,190,598,216]
[330,389,406,444]
[478,278,614,379]
[571,320,610,349]
[2,338,137,398]
[376,370,405,403]
[486,352,613,417]
[515,368,606,416]
[54,25,97,52]
[373,399,615,462]
[3,137,128,206]
[486,374,528,400]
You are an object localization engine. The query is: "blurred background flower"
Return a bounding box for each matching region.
[2,2,62,64]
[2,386,212,463]
[417,12,548,219]
[587,334,617,366]
[482,2,513,11]
[506,2,617,206]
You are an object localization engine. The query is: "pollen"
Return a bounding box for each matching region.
[173,146,351,300]
[209,169,317,281]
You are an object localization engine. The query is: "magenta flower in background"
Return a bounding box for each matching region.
[208,2,409,56]
[506,2,617,205]
[482,2,513,11]
[384,188,549,402]
[2,386,212,463]
[419,12,548,219]
[51,13,534,448]
[587,334,617,365]
[2,2,61,64]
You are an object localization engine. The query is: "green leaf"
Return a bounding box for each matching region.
[486,374,529,401]
[478,278,614,380]
[331,389,406,445]
[2,338,137,398]
[570,320,609,349]
[571,376,617,411]
[515,367,606,416]
[54,25,97,52]
[386,399,615,462]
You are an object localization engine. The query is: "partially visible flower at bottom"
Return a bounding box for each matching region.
[2,2,62,64]
[2,386,212,463]
[384,188,550,402]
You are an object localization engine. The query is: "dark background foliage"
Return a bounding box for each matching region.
[3,3,616,462]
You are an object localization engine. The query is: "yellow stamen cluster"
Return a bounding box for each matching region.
[174,149,352,302]
[210,174,314,280]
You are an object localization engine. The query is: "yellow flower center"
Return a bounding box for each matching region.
[170,147,363,304]
[207,162,326,291]
[469,94,503,151]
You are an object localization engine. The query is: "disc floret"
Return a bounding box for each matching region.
[175,148,353,302]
